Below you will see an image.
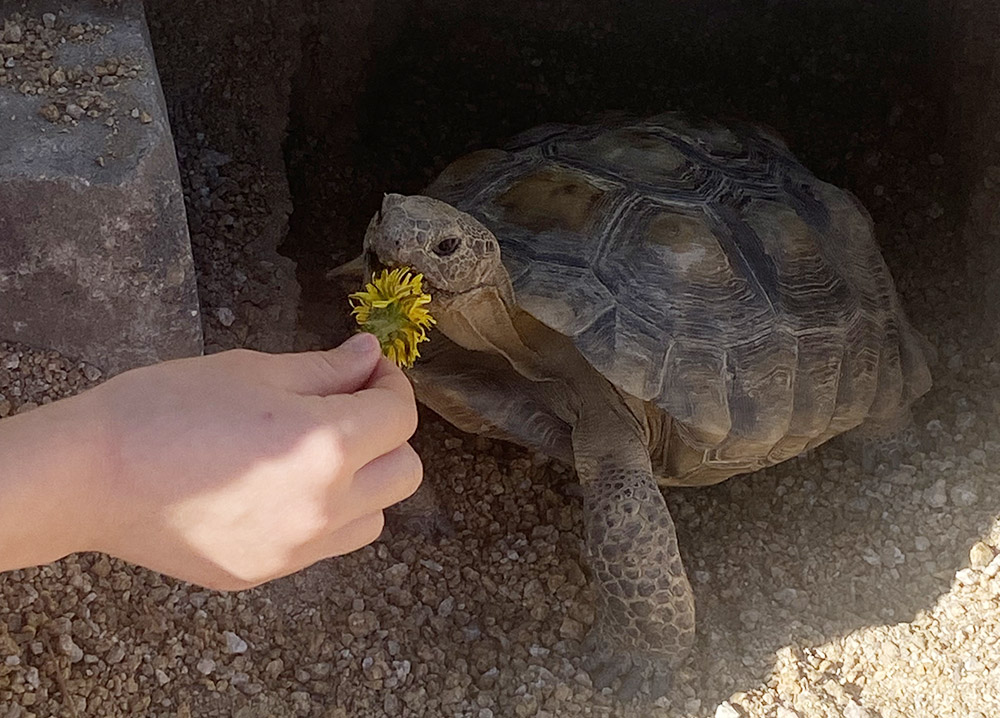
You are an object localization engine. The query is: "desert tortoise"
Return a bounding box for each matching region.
[351,112,932,695]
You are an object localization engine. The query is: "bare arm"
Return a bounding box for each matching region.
[0,390,105,570]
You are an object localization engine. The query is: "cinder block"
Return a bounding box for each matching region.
[0,0,202,375]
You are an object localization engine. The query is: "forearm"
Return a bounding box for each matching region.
[0,394,104,571]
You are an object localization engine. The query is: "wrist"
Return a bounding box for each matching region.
[0,391,111,570]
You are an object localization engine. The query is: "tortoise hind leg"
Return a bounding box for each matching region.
[842,317,931,473]
[840,408,918,474]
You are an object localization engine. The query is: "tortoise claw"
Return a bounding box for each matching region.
[581,633,676,700]
[384,482,455,539]
[385,507,455,539]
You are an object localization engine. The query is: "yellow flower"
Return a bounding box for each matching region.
[349,267,436,368]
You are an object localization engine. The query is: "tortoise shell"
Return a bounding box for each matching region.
[423,113,931,484]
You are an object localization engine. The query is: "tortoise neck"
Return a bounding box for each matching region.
[433,283,550,381]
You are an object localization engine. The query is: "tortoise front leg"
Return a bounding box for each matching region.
[574,428,696,698]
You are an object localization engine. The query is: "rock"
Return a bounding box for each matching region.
[949,482,978,507]
[925,480,948,508]
[956,568,978,586]
[844,700,870,718]
[420,559,444,572]
[0,0,202,376]
[57,634,84,663]
[984,553,1000,578]
[438,596,455,617]
[105,644,125,664]
[558,617,585,641]
[224,630,248,654]
[716,702,741,718]
[2,20,22,43]
[215,307,236,327]
[347,611,378,637]
[384,562,409,586]
[514,694,539,717]
[196,658,216,675]
[970,541,994,568]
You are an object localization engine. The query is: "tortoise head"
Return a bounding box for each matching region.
[363,194,512,305]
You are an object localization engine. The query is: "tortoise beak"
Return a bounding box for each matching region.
[325,254,366,282]
[364,247,390,279]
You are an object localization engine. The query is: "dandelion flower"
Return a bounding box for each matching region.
[349,267,436,368]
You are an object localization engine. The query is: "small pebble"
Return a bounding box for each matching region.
[970,541,994,569]
[925,480,948,508]
[438,596,455,617]
[105,644,125,664]
[956,568,978,586]
[57,634,84,663]
[949,483,978,507]
[215,307,236,327]
[223,630,248,654]
[3,22,22,42]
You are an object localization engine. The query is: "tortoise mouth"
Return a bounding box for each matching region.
[362,247,384,278]
[364,248,456,305]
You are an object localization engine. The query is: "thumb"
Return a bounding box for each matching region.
[267,332,383,396]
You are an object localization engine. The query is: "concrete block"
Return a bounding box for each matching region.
[0,0,202,376]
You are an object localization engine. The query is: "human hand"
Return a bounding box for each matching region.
[74,333,421,590]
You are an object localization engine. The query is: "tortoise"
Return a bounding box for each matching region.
[345,112,932,696]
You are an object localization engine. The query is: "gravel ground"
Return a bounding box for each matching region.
[3,1,1000,717]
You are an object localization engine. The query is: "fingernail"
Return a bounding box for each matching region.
[341,332,379,354]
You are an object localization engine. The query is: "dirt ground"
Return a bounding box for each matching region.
[3,1,1000,716]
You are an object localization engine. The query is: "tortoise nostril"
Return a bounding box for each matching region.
[433,236,461,256]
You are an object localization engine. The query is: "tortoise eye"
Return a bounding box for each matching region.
[433,236,461,256]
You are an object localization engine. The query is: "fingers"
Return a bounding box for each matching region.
[319,359,419,466]
[288,445,421,571]
[311,511,387,560]
[236,333,384,396]
[348,442,423,515]
[362,352,417,401]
